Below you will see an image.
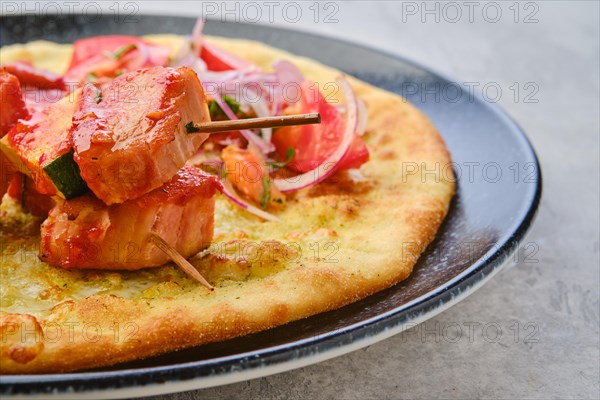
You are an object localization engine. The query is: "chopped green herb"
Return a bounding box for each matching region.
[113,44,137,60]
[185,121,200,134]
[87,71,97,81]
[208,101,220,118]
[95,90,103,104]
[223,96,241,114]
[260,176,271,210]
[266,147,295,169]
[208,96,242,120]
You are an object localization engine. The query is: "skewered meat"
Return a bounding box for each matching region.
[4,89,80,196]
[0,68,29,136]
[71,66,211,204]
[1,69,29,197]
[40,166,216,270]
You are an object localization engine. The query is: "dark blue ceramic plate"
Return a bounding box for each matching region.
[0,15,541,399]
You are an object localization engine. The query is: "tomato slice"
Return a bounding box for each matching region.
[272,81,369,173]
[199,42,253,71]
[4,62,65,90]
[66,35,171,82]
[69,36,130,67]
[222,145,285,209]
[68,36,170,69]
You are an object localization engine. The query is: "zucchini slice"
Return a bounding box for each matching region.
[42,150,88,199]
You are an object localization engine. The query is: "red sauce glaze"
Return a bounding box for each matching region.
[0,69,29,137]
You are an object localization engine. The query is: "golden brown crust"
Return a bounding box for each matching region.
[0,36,455,373]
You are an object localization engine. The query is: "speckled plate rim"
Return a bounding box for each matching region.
[0,16,542,399]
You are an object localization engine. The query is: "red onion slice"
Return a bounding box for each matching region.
[201,41,255,71]
[191,18,204,52]
[273,76,359,192]
[124,43,150,71]
[172,40,197,68]
[190,158,279,221]
[356,99,368,136]
[273,60,304,103]
[215,179,280,222]
[198,70,276,89]
[212,91,275,154]
[334,100,366,134]
[172,18,204,67]
[242,87,273,143]
[273,60,304,85]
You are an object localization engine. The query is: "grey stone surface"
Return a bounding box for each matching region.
[140,1,599,399]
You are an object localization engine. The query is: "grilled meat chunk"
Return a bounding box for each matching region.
[1,69,29,197]
[40,166,217,270]
[71,66,211,204]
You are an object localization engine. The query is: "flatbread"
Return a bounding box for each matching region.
[0,35,455,373]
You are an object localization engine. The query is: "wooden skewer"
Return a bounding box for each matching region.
[192,113,321,134]
[149,114,321,286]
[149,232,214,291]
